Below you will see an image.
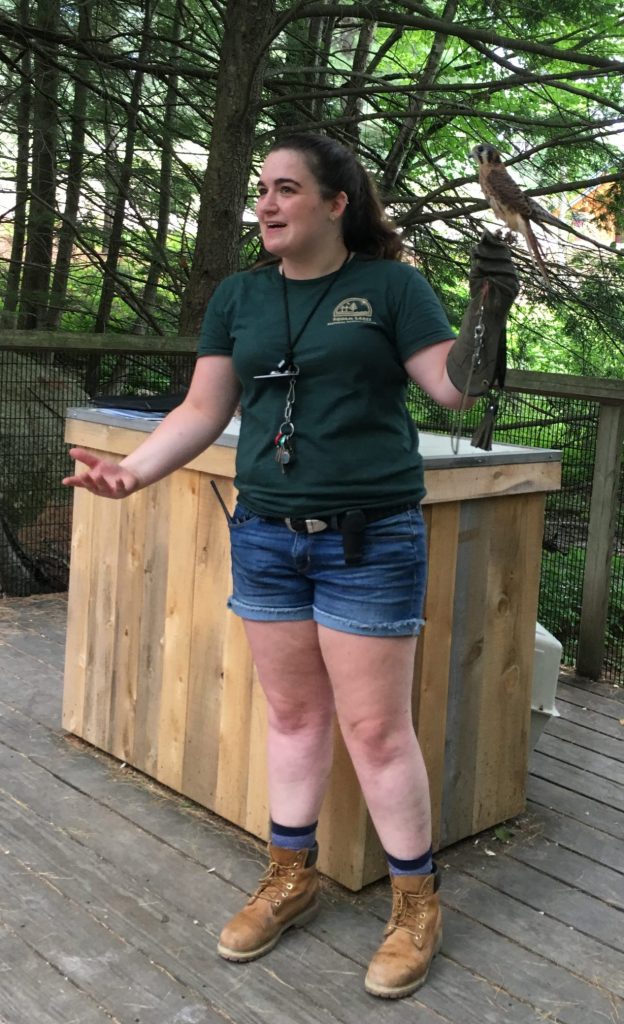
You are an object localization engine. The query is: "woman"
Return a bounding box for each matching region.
[64,133,518,999]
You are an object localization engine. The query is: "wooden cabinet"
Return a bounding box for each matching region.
[63,410,560,889]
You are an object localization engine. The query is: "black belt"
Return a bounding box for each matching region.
[263,503,415,535]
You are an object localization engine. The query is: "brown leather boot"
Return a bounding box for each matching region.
[217,844,320,962]
[365,868,442,999]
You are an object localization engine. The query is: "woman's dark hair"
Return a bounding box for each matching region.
[268,133,403,260]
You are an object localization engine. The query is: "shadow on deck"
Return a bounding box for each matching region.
[0,594,622,1024]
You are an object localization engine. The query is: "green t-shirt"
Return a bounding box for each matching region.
[197,254,454,517]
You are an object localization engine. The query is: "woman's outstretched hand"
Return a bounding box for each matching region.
[62,447,142,499]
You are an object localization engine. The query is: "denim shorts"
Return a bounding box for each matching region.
[227,504,428,637]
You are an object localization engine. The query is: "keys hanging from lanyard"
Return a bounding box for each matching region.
[274,434,294,473]
[273,376,297,473]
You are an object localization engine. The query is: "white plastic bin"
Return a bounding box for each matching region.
[530,622,562,749]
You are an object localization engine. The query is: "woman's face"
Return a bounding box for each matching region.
[255,149,346,262]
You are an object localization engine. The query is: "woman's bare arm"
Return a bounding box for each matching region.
[63,356,241,498]
[404,341,476,411]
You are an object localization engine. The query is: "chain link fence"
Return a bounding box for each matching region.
[0,343,195,597]
[1,341,622,683]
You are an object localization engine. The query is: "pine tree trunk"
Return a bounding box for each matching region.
[178,0,276,335]
[18,0,59,329]
[94,0,152,332]
[343,20,377,145]
[46,0,92,331]
[134,0,183,334]
[2,0,31,327]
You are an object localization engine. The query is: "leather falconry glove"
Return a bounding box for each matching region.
[446,229,520,449]
[446,229,520,397]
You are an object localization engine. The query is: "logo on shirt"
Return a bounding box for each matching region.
[329,297,374,325]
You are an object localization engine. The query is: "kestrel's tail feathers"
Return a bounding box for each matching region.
[518,219,550,285]
[530,200,618,253]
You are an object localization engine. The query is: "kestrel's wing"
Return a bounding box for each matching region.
[482,165,535,232]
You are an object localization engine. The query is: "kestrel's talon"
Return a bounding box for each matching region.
[503,230,516,245]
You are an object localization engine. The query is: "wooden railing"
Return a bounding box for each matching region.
[506,370,624,680]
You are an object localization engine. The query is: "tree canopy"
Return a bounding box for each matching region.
[0,0,623,374]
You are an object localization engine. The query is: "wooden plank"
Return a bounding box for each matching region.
[0,802,333,1024]
[582,433,624,677]
[311,894,551,1024]
[470,493,543,833]
[536,732,624,785]
[423,460,561,505]
[181,473,234,809]
[531,750,624,812]
[80,473,122,751]
[557,679,624,719]
[508,834,624,912]
[441,499,491,845]
[438,868,624,999]
[524,802,624,874]
[0,834,223,1024]
[126,475,169,778]
[505,368,624,403]
[107,486,148,762]
[544,714,624,763]
[0,644,62,726]
[64,418,561,503]
[64,418,237,477]
[155,468,200,791]
[441,494,543,845]
[0,705,550,1024]
[0,921,113,1024]
[439,904,623,1024]
[1,329,197,353]
[559,671,624,703]
[441,841,624,949]
[0,593,68,643]
[527,774,624,839]
[414,502,459,850]
[213,610,255,826]
[554,697,624,739]
[578,404,624,678]
[366,875,623,1024]
[61,477,94,736]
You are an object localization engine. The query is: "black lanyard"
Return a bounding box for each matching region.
[281,251,351,366]
[273,252,351,474]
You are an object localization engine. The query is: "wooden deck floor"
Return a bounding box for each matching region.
[0,593,622,1024]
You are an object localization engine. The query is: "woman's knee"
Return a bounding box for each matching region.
[267,696,334,737]
[340,713,416,768]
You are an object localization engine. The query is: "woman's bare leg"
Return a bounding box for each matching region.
[318,627,430,858]
[243,619,335,826]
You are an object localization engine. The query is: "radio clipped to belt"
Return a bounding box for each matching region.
[340,510,367,567]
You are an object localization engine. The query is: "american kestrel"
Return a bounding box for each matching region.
[470,143,573,284]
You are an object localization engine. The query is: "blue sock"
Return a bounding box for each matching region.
[270,819,318,852]
[386,846,433,877]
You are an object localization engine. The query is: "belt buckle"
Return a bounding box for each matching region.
[285,517,328,534]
